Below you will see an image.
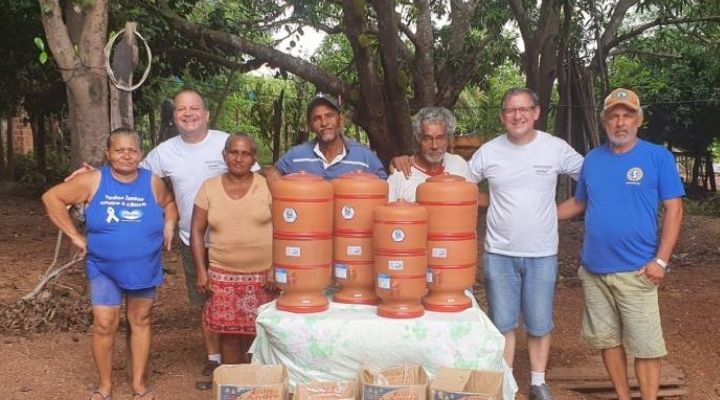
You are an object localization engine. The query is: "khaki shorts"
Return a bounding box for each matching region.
[180,243,208,307]
[578,266,666,358]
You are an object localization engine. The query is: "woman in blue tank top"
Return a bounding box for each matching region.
[42,129,178,400]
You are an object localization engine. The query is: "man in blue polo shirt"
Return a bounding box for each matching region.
[558,88,684,400]
[266,94,387,180]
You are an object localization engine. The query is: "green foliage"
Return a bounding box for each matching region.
[454,63,524,138]
[682,195,720,217]
[11,151,70,196]
[608,24,720,155]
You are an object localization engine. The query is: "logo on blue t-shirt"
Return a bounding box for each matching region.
[626,167,644,185]
[120,209,143,221]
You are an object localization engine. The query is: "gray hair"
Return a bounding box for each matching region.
[412,107,457,142]
[501,87,539,109]
[107,128,140,149]
[223,132,258,155]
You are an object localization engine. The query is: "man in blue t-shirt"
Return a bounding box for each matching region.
[266,94,387,181]
[558,88,684,400]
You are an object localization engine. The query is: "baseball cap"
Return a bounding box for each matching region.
[307,93,341,119]
[603,88,640,112]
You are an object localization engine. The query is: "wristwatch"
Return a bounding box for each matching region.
[655,257,669,272]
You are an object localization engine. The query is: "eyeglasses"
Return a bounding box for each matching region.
[501,106,535,116]
[420,135,448,145]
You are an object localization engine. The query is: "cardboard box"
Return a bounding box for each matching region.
[429,368,503,400]
[294,380,357,400]
[360,365,428,400]
[213,364,288,400]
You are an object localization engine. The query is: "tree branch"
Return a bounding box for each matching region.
[158,47,265,71]
[603,15,720,53]
[154,0,350,96]
[412,0,435,105]
[598,0,639,50]
[37,0,81,79]
[507,0,531,44]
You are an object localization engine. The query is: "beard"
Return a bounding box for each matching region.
[421,151,444,164]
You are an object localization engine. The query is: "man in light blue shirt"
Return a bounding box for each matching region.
[267,94,386,180]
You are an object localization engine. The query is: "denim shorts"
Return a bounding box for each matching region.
[89,273,156,307]
[578,266,666,358]
[483,252,557,336]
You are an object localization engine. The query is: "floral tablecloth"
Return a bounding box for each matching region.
[250,293,517,399]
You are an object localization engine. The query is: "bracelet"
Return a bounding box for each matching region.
[655,257,668,271]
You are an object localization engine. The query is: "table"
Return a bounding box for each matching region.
[250,293,518,399]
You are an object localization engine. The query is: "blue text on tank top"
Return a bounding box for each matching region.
[85,166,165,289]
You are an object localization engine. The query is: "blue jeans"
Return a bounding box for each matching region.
[89,273,156,306]
[483,252,557,336]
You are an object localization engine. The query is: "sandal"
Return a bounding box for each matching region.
[88,390,112,400]
[132,390,155,400]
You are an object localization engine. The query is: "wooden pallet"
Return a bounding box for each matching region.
[547,358,687,399]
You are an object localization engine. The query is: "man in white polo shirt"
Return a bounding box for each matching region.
[469,87,584,400]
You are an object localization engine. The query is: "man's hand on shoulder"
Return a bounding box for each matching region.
[390,155,413,179]
[64,162,95,182]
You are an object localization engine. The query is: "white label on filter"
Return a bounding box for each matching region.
[377,273,391,289]
[347,245,362,256]
[341,205,356,220]
[282,207,298,223]
[432,247,448,258]
[388,260,404,271]
[391,229,406,242]
[275,268,288,284]
[335,264,348,280]
[426,269,434,283]
[285,246,301,257]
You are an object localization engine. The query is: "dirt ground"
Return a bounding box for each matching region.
[0,194,719,400]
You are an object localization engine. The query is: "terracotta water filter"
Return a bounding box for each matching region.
[272,172,333,313]
[332,172,388,304]
[373,200,428,318]
[416,174,478,312]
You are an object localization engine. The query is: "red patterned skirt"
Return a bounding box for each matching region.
[203,265,275,335]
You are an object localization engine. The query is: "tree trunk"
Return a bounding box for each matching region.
[210,70,237,129]
[32,112,48,180]
[6,116,15,180]
[39,0,110,168]
[691,154,702,188]
[67,77,110,168]
[706,155,717,192]
[159,99,177,142]
[110,22,138,131]
[272,90,284,163]
[0,118,6,180]
[148,110,157,147]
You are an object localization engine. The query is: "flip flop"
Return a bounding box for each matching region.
[132,390,155,400]
[88,390,112,400]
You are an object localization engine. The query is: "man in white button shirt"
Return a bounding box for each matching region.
[387,107,475,201]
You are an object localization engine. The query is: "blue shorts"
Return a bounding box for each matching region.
[89,273,157,306]
[483,252,557,336]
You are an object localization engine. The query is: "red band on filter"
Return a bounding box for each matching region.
[273,196,332,203]
[273,231,333,240]
[335,194,387,200]
[417,200,477,206]
[374,248,427,257]
[334,229,372,237]
[427,232,477,241]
